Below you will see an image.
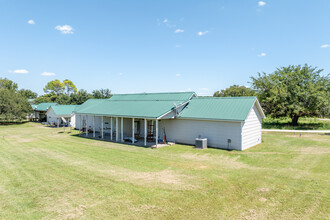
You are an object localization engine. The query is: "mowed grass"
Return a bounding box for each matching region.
[0,123,329,219]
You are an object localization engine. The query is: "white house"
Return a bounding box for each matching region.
[46,105,79,127]
[73,92,265,151]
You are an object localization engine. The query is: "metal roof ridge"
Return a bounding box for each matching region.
[112,91,195,95]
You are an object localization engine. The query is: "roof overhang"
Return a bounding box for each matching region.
[254,99,266,119]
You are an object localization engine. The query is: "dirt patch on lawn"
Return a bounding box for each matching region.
[297,147,330,155]
[240,209,266,220]
[17,138,36,143]
[181,153,251,169]
[29,148,197,190]
[101,168,196,190]
[42,190,88,220]
[256,187,270,192]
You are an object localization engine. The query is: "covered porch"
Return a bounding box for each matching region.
[76,114,172,148]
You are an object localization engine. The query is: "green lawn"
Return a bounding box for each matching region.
[262,117,330,130]
[0,123,329,219]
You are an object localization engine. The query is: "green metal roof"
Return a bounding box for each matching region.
[34,103,57,111]
[178,97,258,121]
[75,99,181,118]
[109,92,196,101]
[50,105,79,116]
[74,92,195,118]
[31,104,37,110]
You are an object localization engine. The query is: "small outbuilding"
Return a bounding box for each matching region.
[31,103,57,122]
[46,105,79,127]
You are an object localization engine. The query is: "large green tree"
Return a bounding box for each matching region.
[18,89,38,99]
[43,79,65,95]
[0,88,32,122]
[92,89,112,99]
[214,85,256,97]
[0,78,18,91]
[63,79,77,95]
[251,64,330,125]
[70,89,93,104]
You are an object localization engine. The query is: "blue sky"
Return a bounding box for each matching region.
[0,0,329,96]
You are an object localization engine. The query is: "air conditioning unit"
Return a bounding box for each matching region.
[195,138,207,149]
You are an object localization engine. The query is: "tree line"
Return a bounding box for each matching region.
[0,78,112,122]
[34,79,112,105]
[0,64,329,125]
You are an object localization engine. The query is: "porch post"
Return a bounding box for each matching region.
[79,115,81,134]
[144,119,147,146]
[101,116,104,139]
[155,119,158,146]
[85,115,88,137]
[93,115,95,138]
[121,117,124,142]
[116,117,119,142]
[132,118,135,144]
[57,118,59,128]
[110,117,113,140]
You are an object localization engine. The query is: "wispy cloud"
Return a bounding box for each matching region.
[258,1,266,6]
[198,31,209,36]
[258,52,267,57]
[55,25,74,34]
[175,45,181,48]
[161,18,176,28]
[9,69,29,74]
[321,44,330,48]
[199,88,209,91]
[175,73,181,77]
[41,72,55,76]
[174,29,184,33]
[118,72,123,76]
[27,19,35,25]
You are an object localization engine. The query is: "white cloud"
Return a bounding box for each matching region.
[198,31,209,36]
[41,72,55,76]
[27,19,35,24]
[174,29,184,33]
[258,52,267,57]
[258,1,266,6]
[163,19,168,23]
[321,44,330,48]
[55,25,74,34]
[175,73,181,77]
[10,69,29,74]
[119,72,123,76]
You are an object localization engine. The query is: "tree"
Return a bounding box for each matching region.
[18,89,38,99]
[56,94,71,105]
[34,94,54,104]
[214,85,256,97]
[92,89,112,99]
[43,79,65,95]
[0,78,18,91]
[0,88,32,121]
[63,79,77,95]
[251,64,330,126]
[70,89,93,104]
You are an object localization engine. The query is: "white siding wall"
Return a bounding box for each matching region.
[241,104,262,150]
[70,115,76,127]
[159,119,242,150]
[46,109,57,125]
